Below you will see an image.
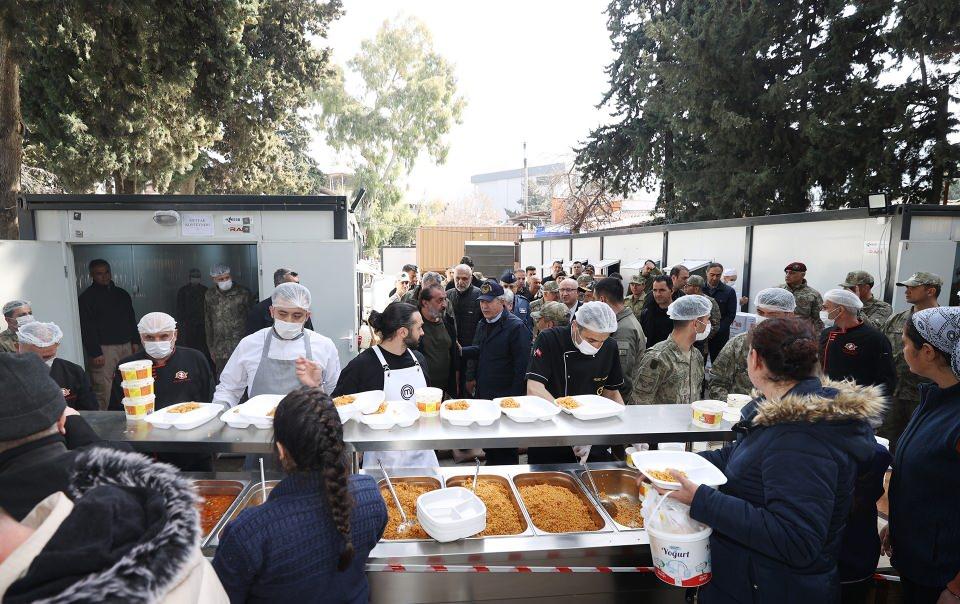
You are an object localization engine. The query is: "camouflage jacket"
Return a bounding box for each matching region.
[613,308,647,404]
[860,297,893,329]
[707,296,721,338]
[633,336,705,405]
[0,328,18,353]
[780,280,824,331]
[625,294,647,320]
[204,284,255,361]
[708,331,752,401]
[882,308,930,403]
[529,297,545,315]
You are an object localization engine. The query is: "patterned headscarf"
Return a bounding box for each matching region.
[911,307,960,377]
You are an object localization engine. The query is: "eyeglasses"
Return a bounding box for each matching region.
[559,288,578,293]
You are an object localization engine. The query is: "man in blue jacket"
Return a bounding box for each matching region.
[702,262,739,363]
[500,271,532,332]
[462,280,531,465]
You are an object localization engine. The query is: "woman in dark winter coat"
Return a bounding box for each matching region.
[883,307,960,603]
[213,387,387,603]
[662,318,883,603]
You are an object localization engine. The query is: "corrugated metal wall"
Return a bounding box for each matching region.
[417,226,522,272]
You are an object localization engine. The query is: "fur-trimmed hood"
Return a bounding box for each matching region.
[751,378,887,428]
[3,448,218,604]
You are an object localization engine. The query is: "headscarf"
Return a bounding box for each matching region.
[911,307,960,377]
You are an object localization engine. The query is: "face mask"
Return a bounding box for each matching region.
[274,319,304,339]
[16,314,35,327]
[217,279,233,291]
[144,340,173,359]
[695,321,712,341]
[820,309,836,328]
[44,357,55,368]
[573,326,600,356]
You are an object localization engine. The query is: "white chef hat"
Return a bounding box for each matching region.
[667,295,713,320]
[823,288,864,311]
[17,321,63,347]
[138,312,177,334]
[574,301,618,333]
[272,282,312,310]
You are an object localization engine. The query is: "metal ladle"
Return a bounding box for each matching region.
[471,457,481,492]
[378,460,416,536]
[581,462,618,516]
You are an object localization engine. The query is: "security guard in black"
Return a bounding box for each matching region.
[526,325,626,464]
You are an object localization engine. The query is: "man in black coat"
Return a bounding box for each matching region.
[702,262,739,362]
[244,268,313,336]
[461,281,531,465]
[448,264,481,391]
[0,353,121,520]
[17,322,98,411]
[174,268,208,353]
[819,289,897,396]
[640,276,676,347]
[414,285,460,397]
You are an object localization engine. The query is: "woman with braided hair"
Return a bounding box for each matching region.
[212,386,387,603]
[656,317,885,603]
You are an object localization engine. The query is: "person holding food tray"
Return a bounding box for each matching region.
[525,301,626,464]
[331,302,438,469]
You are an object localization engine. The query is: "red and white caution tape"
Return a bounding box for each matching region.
[367,563,654,573]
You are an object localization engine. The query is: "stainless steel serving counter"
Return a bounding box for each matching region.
[81,406,735,454]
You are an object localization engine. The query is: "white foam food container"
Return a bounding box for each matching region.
[416,486,487,543]
[334,390,385,414]
[439,399,501,427]
[144,402,224,430]
[557,394,625,421]
[223,394,285,429]
[357,400,419,430]
[493,395,561,423]
[632,450,728,490]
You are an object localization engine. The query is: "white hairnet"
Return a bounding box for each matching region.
[3,299,30,316]
[667,294,713,320]
[722,268,737,278]
[272,282,312,310]
[138,312,177,334]
[824,288,864,311]
[755,288,797,312]
[575,301,618,333]
[17,321,63,347]
[210,263,231,277]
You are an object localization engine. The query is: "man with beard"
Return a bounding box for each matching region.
[447,264,482,394]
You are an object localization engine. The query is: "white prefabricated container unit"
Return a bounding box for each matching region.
[7,194,361,367]
[521,205,960,314]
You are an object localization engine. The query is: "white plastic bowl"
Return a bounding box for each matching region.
[416,487,486,542]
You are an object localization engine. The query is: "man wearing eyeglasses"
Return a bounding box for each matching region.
[779,262,824,332]
[557,278,582,318]
[244,268,314,336]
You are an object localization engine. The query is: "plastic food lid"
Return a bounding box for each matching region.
[123,394,156,405]
[415,387,443,402]
[692,400,724,412]
[119,359,153,370]
[121,377,154,388]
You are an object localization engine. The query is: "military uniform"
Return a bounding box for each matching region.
[613,307,647,404]
[205,284,255,375]
[880,308,929,445]
[633,336,705,405]
[860,297,893,329]
[625,294,646,319]
[0,328,18,353]
[707,332,752,401]
[779,280,824,331]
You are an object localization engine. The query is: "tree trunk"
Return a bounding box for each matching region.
[928,85,949,205]
[0,32,22,240]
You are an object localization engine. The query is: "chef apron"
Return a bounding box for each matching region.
[244,328,313,470]
[362,346,439,470]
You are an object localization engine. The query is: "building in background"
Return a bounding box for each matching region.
[470,163,566,218]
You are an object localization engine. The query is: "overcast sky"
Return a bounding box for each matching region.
[309,0,616,203]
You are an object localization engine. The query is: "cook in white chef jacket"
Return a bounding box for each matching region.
[213,283,341,407]
[331,302,438,469]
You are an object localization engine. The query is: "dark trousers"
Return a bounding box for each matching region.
[484,448,519,465]
[707,330,730,363]
[901,578,946,604]
[840,578,873,604]
[527,446,614,465]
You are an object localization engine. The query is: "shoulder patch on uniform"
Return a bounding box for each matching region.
[649,358,659,369]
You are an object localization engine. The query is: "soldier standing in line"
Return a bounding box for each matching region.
[529,280,560,315]
[625,274,648,319]
[779,261,824,332]
[205,263,255,377]
[633,295,711,405]
[880,272,942,450]
[841,270,893,329]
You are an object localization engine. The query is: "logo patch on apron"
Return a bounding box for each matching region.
[401,384,414,400]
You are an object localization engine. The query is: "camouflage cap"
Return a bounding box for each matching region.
[630,274,645,285]
[542,280,560,293]
[531,301,570,324]
[686,275,706,288]
[896,272,943,287]
[840,270,874,287]
[577,274,593,286]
